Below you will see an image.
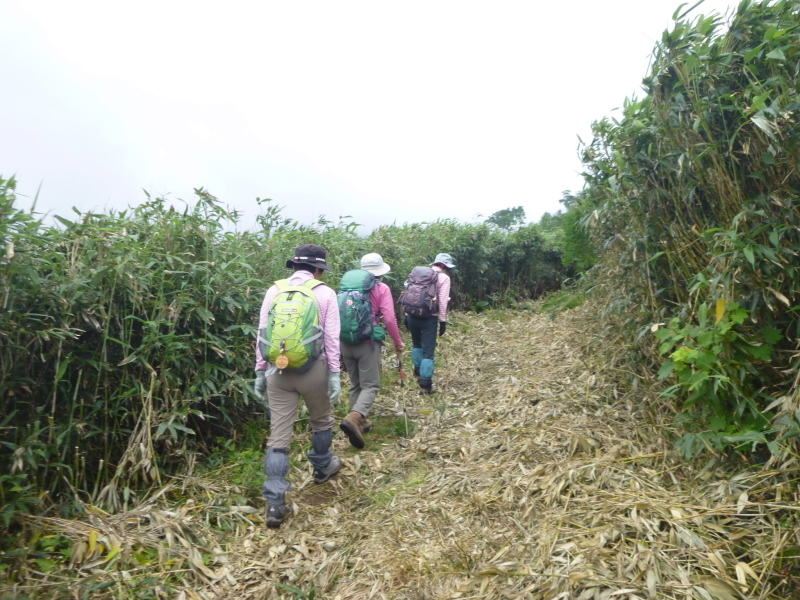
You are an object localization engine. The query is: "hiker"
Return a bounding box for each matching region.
[338,253,405,449]
[401,252,455,394]
[253,244,342,528]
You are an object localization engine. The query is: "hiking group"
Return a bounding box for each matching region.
[253,244,455,528]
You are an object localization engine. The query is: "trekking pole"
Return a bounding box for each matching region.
[397,350,409,438]
[397,351,405,388]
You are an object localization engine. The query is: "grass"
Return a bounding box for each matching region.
[369,416,416,439]
[540,288,586,315]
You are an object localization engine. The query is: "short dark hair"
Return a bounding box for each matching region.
[293,264,322,275]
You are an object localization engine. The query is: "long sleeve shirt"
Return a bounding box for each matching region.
[370,281,403,347]
[432,266,451,322]
[255,270,341,372]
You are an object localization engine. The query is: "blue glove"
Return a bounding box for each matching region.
[328,371,341,405]
[254,370,267,399]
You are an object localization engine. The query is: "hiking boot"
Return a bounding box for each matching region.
[266,503,290,528]
[362,418,374,434]
[340,411,366,449]
[419,386,436,396]
[314,455,342,484]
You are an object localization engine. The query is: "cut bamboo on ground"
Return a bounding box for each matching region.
[7,307,799,600]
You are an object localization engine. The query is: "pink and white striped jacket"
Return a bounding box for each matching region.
[370,281,404,347]
[431,266,451,322]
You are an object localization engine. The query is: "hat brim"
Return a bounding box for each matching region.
[363,263,391,276]
[286,259,332,271]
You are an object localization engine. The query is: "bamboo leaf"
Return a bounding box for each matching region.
[104,545,122,564]
[737,491,749,514]
[675,0,705,20]
[767,287,790,307]
[751,92,771,112]
[55,357,70,383]
[744,43,764,62]
[766,47,786,61]
[53,215,74,228]
[751,115,776,139]
[715,298,727,324]
[88,530,98,555]
[737,561,759,583]
[769,230,779,246]
[699,577,739,600]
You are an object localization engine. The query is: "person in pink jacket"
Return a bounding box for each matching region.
[404,252,454,394]
[339,253,405,449]
[253,244,342,528]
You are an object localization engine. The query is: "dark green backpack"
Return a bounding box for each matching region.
[338,270,379,344]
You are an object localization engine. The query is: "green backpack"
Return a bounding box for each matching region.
[258,279,325,372]
[338,270,385,344]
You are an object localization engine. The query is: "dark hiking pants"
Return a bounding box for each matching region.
[406,314,438,389]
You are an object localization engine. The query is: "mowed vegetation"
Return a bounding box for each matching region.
[0,178,568,525]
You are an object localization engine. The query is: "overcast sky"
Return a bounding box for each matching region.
[1,0,738,231]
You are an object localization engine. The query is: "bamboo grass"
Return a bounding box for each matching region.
[0,180,566,521]
[581,0,800,455]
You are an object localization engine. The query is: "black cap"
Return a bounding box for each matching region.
[285,244,332,271]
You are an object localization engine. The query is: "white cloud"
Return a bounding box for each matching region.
[0,0,738,230]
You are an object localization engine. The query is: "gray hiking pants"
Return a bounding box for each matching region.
[341,342,381,417]
[266,357,335,449]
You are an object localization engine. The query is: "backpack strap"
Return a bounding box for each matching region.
[372,282,382,321]
[301,279,325,310]
[272,278,323,294]
[300,279,325,345]
[303,279,325,291]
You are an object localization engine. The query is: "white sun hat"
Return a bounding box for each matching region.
[431,252,456,269]
[360,253,391,276]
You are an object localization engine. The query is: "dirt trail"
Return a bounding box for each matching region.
[228,307,604,598]
[9,307,795,600]
[217,308,795,600]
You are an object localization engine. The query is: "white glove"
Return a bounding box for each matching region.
[254,370,267,399]
[328,371,341,405]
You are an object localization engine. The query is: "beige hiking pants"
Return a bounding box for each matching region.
[341,342,381,417]
[266,357,335,449]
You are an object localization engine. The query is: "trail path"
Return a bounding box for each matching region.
[225,307,612,599]
[208,307,785,600]
[10,307,793,600]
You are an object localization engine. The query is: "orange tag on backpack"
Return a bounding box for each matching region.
[275,354,289,369]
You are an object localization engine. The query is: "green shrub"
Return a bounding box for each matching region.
[654,300,780,458]
[580,0,800,457]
